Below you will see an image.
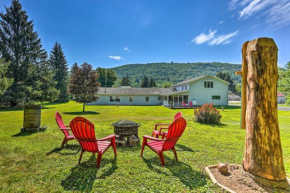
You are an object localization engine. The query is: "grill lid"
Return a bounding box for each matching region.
[111,120,141,127]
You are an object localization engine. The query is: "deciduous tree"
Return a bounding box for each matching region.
[69,63,100,112]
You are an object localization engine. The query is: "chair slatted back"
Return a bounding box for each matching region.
[163,117,187,151]
[70,117,98,152]
[55,112,69,137]
[174,112,182,120]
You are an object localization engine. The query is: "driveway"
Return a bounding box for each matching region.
[278,106,290,111]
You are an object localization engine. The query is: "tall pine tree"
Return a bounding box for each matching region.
[49,42,69,102]
[96,67,117,87]
[140,77,149,88]
[0,59,13,95]
[0,0,57,106]
[148,78,157,87]
[120,76,131,86]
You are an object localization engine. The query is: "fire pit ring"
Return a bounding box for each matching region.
[111,120,141,146]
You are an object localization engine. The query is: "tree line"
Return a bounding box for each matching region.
[0,0,106,110]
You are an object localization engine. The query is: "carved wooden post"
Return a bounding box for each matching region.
[243,38,288,187]
[236,41,249,129]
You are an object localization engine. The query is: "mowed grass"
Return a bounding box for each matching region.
[0,101,290,192]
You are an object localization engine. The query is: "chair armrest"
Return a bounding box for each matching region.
[98,134,116,141]
[143,135,164,141]
[155,123,170,126]
[60,128,71,131]
[154,123,170,130]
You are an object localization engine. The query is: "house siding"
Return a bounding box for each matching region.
[188,77,228,106]
[88,95,162,105]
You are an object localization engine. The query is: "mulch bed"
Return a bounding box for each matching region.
[206,164,290,193]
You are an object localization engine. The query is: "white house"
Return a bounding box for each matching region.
[89,75,229,106]
[278,93,286,104]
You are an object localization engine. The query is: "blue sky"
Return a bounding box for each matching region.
[1,0,290,68]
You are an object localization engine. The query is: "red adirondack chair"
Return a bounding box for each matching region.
[141,117,187,166]
[182,102,186,107]
[188,102,193,106]
[55,112,75,148]
[152,112,182,139]
[69,117,117,168]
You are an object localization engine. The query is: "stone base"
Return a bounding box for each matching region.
[115,139,127,147]
[129,138,140,146]
[21,126,47,133]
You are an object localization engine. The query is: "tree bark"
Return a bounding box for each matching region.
[243,38,286,182]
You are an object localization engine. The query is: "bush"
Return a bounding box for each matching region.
[194,103,222,124]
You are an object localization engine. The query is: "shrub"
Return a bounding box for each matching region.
[194,103,222,124]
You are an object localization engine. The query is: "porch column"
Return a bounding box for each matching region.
[182,95,184,105]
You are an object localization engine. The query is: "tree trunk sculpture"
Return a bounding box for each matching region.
[242,38,288,186]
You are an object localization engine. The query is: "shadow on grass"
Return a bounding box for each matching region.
[64,111,100,115]
[41,101,70,106]
[46,144,81,156]
[61,155,117,192]
[142,155,207,190]
[175,144,195,152]
[12,132,35,137]
[143,154,207,190]
[41,106,55,110]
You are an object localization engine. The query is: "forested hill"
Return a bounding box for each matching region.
[110,62,242,87]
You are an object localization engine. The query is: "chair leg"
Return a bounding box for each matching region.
[112,138,117,158]
[172,147,178,161]
[96,152,103,168]
[140,138,147,157]
[61,138,67,148]
[158,152,165,166]
[78,150,84,165]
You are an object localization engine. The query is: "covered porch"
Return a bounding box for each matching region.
[162,91,194,107]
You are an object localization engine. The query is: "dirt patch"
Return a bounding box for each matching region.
[207,165,290,193]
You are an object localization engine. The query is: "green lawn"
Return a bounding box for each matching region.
[0,101,290,192]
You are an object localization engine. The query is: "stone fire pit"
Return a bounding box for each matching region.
[111,120,141,147]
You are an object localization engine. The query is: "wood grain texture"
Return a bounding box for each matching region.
[243,38,286,181]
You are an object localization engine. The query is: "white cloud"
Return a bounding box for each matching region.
[229,0,290,29]
[266,1,290,29]
[124,47,130,52]
[209,30,239,45]
[108,56,122,61]
[192,30,239,46]
[192,30,216,45]
[218,21,224,25]
[239,0,275,19]
[229,0,239,10]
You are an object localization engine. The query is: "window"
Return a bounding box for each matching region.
[204,81,213,88]
[110,96,115,102]
[115,96,120,102]
[129,96,133,102]
[158,96,161,100]
[212,95,221,100]
[185,85,187,89]
[145,96,149,102]
[182,86,184,90]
